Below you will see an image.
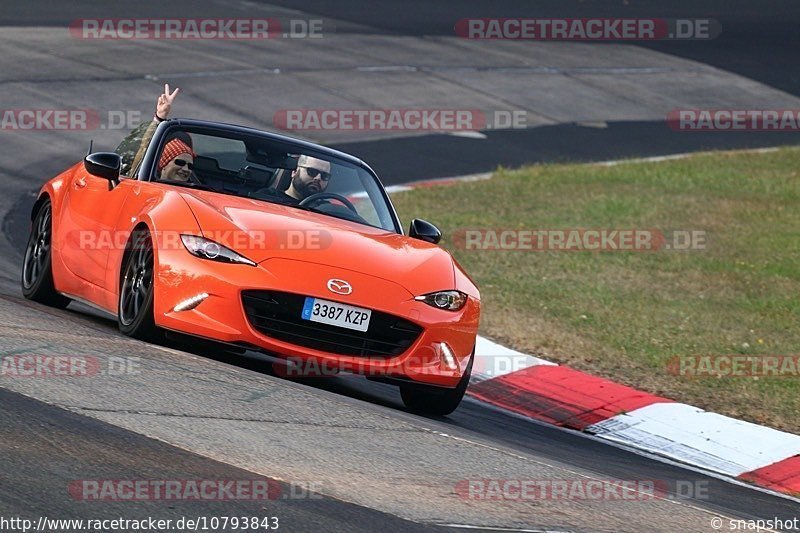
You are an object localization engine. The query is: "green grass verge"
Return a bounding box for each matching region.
[390,147,800,433]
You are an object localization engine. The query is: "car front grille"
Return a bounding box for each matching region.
[241,290,423,357]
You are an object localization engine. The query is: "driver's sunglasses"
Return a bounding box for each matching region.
[173,159,194,170]
[300,165,330,181]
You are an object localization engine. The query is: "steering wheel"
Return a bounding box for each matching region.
[298,192,358,214]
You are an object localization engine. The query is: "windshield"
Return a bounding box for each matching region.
[117,127,398,232]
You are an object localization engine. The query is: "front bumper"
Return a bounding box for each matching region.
[152,253,480,387]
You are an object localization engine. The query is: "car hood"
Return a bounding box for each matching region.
[179,191,455,295]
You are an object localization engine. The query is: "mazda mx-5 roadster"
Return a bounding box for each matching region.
[21,119,480,415]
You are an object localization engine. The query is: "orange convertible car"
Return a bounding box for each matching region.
[21,119,480,414]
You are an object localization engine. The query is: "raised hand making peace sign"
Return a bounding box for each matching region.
[155,83,180,120]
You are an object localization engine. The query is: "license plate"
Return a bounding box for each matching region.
[301,297,372,332]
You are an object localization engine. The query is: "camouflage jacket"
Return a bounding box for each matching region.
[115,119,159,177]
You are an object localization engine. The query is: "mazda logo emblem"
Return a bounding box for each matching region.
[327,279,352,295]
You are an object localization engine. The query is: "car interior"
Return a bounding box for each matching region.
[159,130,387,228]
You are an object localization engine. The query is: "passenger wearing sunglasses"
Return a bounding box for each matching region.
[283,155,332,201]
[157,138,196,182]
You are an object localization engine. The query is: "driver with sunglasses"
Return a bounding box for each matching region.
[281,154,332,202]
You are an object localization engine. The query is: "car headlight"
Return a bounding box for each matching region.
[180,235,256,266]
[415,290,468,311]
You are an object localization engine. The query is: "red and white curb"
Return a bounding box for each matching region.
[385,163,799,499]
[469,341,800,499]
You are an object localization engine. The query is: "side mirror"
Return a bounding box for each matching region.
[84,152,121,183]
[409,219,442,244]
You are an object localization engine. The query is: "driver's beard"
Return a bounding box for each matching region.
[294,176,319,198]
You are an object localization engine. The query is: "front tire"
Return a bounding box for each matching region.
[400,351,473,416]
[21,199,71,308]
[118,228,161,342]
